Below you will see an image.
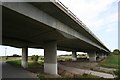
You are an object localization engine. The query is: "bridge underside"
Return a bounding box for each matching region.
[3,6,101,52]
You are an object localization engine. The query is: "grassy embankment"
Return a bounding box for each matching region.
[5,56,44,68]
[99,54,119,69]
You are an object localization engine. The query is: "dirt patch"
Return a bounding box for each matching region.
[58,68,79,78]
[58,61,98,70]
[26,66,44,74]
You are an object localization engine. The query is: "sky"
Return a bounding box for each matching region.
[0,0,119,56]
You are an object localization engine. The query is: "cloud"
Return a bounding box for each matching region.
[106,26,116,32]
[60,0,118,31]
[59,0,118,50]
[105,12,118,32]
[60,0,118,19]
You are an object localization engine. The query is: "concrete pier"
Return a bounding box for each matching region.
[72,51,77,61]
[44,41,57,75]
[88,52,96,62]
[22,46,28,68]
[99,53,105,59]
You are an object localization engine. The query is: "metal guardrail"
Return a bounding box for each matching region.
[54,0,94,35]
[52,0,110,52]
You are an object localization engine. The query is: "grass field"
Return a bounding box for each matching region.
[6,59,44,68]
[0,56,22,62]
[0,56,44,61]
[99,54,119,69]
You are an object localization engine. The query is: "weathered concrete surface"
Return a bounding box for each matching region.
[44,41,57,75]
[22,46,28,68]
[72,51,77,61]
[88,52,96,62]
[2,2,110,53]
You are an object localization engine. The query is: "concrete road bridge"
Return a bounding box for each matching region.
[2,0,110,75]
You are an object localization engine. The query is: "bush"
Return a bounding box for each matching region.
[40,57,44,60]
[13,54,20,57]
[112,49,120,55]
[31,55,39,62]
[6,56,8,60]
[6,60,21,67]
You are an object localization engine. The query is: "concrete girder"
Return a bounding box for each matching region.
[3,2,109,52]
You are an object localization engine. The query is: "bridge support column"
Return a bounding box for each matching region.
[104,54,107,58]
[22,46,28,68]
[72,51,77,61]
[99,53,104,59]
[44,41,57,75]
[88,52,96,62]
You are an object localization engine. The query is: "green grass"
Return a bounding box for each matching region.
[28,61,44,68]
[37,73,100,80]
[0,57,2,61]
[6,59,44,68]
[5,56,44,68]
[99,54,119,69]
[0,57,21,61]
[6,60,21,67]
[1,56,44,61]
